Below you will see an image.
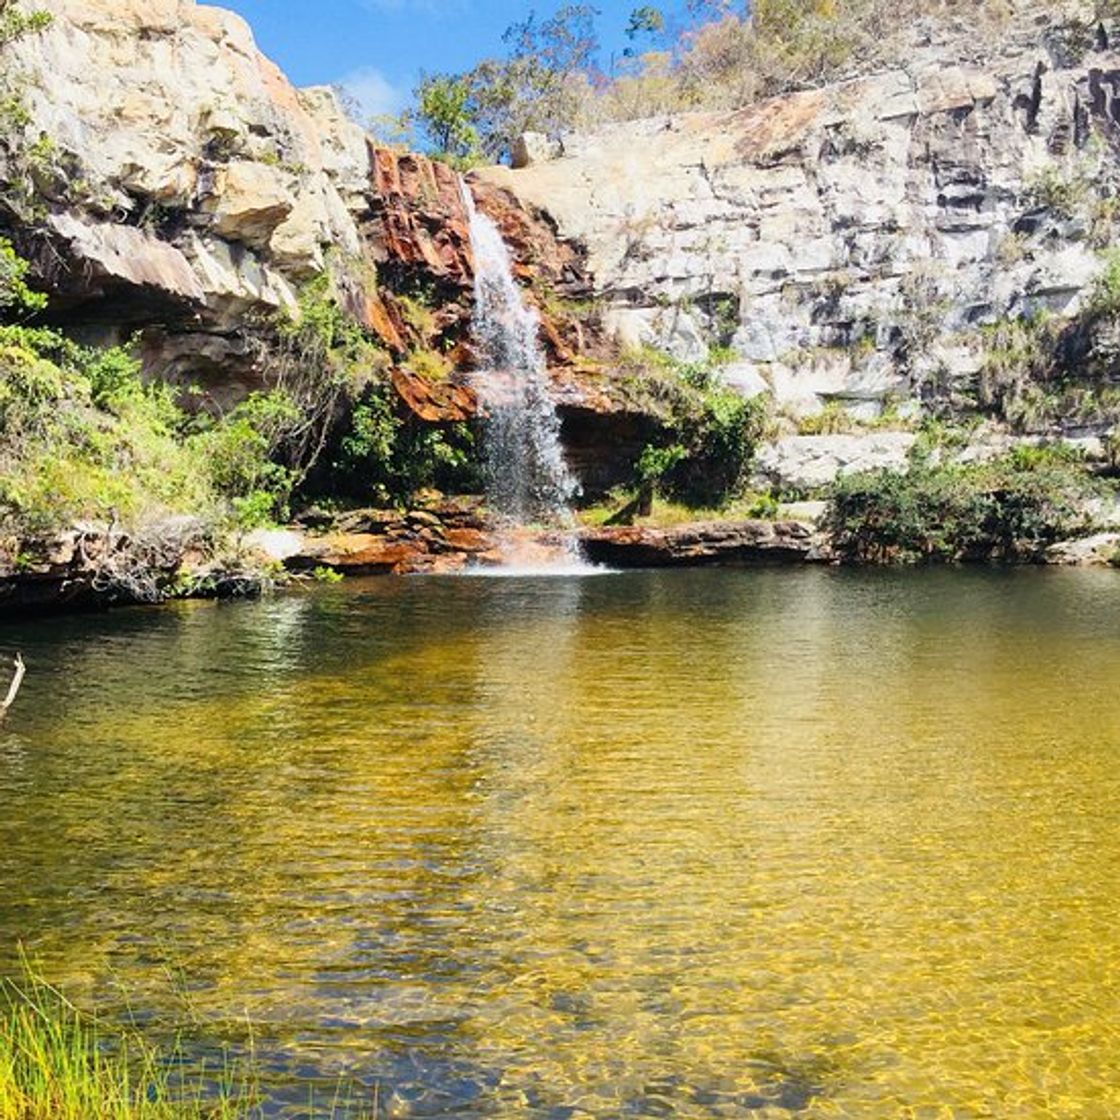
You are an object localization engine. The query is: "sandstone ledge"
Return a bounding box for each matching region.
[578,520,825,568]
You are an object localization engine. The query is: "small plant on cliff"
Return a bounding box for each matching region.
[796,400,857,436]
[0,0,51,47]
[977,315,1058,430]
[0,236,44,314]
[0,0,56,217]
[1027,164,1092,220]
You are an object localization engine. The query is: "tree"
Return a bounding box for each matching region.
[413,73,479,161]
[626,5,665,41]
[409,5,603,165]
[503,5,601,77]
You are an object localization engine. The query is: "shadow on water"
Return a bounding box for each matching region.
[3,566,1120,1115]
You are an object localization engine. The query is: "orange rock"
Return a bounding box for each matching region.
[315,535,425,574]
[360,290,405,353]
[443,527,492,553]
[391,367,477,423]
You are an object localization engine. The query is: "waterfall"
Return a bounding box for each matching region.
[459,178,580,530]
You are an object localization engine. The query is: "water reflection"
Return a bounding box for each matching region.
[2,569,1120,1116]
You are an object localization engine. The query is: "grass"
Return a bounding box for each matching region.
[577,492,785,528]
[0,964,375,1120]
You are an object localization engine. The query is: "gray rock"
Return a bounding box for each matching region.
[755,433,918,492]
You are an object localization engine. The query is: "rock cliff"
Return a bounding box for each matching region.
[1,0,604,419]
[5,0,1120,502]
[480,0,1120,431]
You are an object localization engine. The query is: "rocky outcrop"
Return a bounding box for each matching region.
[579,520,824,567]
[754,433,919,492]
[480,1,1120,424]
[0,518,265,612]
[1047,531,1120,564]
[2,0,613,428]
[284,499,500,575]
[8,0,1120,516]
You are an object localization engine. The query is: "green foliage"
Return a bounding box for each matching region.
[264,271,392,491]
[969,295,1120,434]
[0,0,51,49]
[407,347,453,382]
[0,282,219,534]
[0,3,58,218]
[191,391,301,527]
[621,347,770,507]
[796,400,856,436]
[413,73,480,162]
[636,442,687,486]
[1027,164,1091,219]
[825,447,1099,563]
[327,385,480,505]
[977,315,1058,430]
[412,4,600,162]
[1,958,394,1119]
[1089,249,1120,315]
[626,5,665,44]
[747,490,781,519]
[401,0,1017,152]
[0,963,253,1120]
[0,231,479,544]
[0,237,45,314]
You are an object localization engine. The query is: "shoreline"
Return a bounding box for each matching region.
[3,504,1117,620]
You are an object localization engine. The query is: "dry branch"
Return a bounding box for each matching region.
[1,653,25,716]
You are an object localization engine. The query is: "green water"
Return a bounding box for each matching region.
[2,568,1120,1118]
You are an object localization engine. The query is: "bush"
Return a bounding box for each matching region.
[0,238,45,314]
[326,384,479,505]
[621,348,771,507]
[825,446,1098,562]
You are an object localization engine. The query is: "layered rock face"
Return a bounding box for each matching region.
[5,0,368,395]
[1,0,603,418]
[6,0,1120,507]
[481,1,1120,422]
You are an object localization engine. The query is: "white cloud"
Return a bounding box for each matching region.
[338,66,406,119]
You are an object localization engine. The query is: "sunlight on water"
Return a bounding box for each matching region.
[2,568,1120,1117]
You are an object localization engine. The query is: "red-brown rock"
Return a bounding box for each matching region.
[391,367,477,423]
[579,521,824,567]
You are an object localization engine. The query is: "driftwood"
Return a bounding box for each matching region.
[1,653,25,718]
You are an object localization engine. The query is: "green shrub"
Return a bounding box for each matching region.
[1089,249,1120,316]
[325,385,479,505]
[796,401,856,436]
[188,392,301,527]
[825,448,1098,563]
[621,349,770,507]
[0,238,46,314]
[0,1,51,48]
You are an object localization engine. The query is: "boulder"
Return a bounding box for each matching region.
[754,434,917,492]
[511,132,563,169]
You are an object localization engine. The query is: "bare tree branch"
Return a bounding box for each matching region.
[1,653,25,717]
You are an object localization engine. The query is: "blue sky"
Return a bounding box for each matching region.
[219,1,666,119]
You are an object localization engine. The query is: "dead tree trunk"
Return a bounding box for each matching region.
[1,654,25,718]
